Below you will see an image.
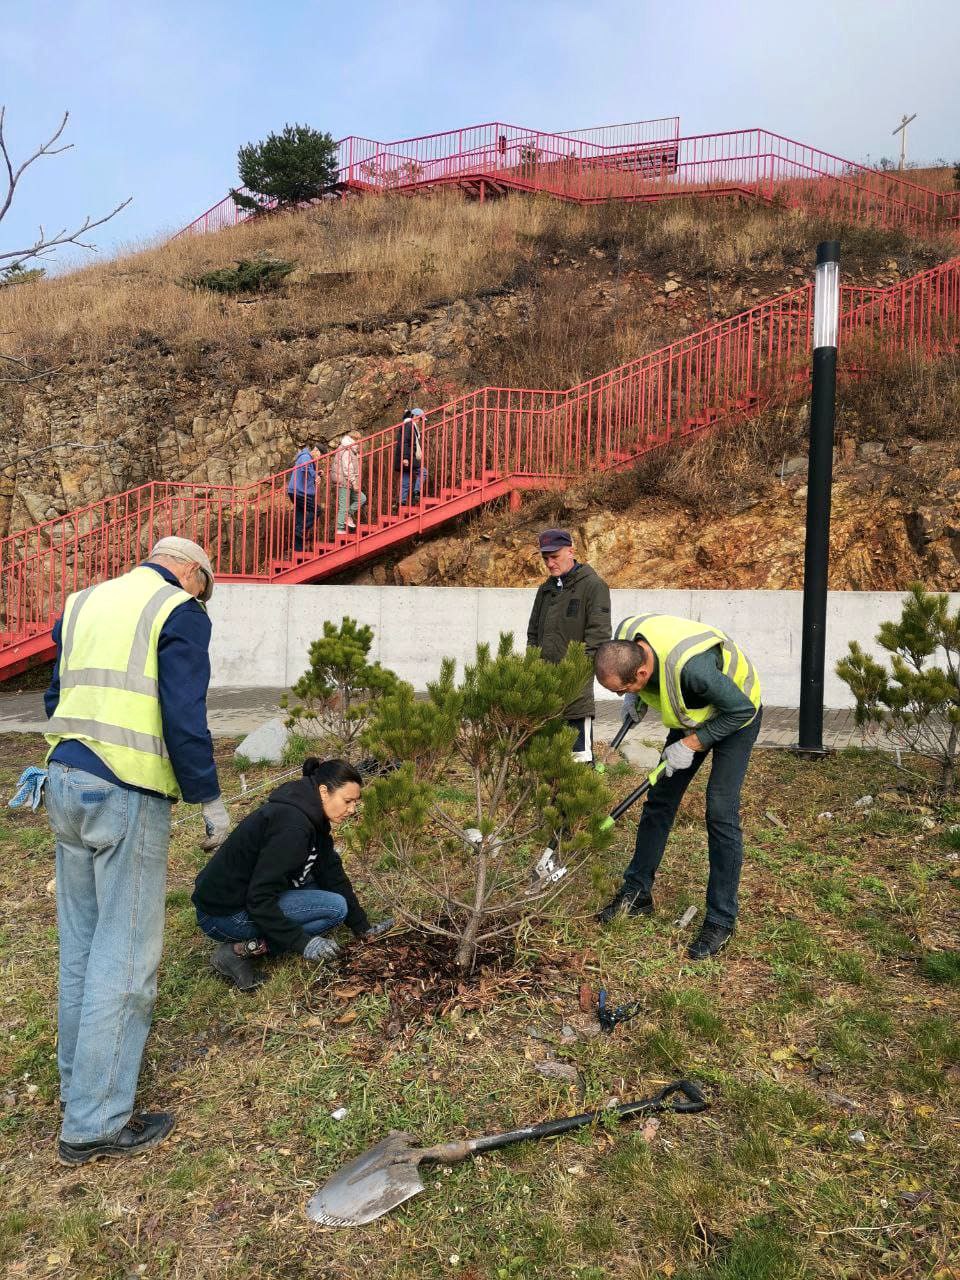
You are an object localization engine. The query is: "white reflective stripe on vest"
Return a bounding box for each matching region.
[662,629,726,728]
[44,716,167,757]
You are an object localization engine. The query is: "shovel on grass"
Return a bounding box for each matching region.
[306,1078,707,1227]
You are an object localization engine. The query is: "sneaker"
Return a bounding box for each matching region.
[211,942,263,992]
[687,922,734,960]
[596,887,654,924]
[345,518,356,531]
[58,1111,175,1166]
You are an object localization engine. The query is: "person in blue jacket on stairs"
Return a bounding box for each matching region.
[287,442,324,551]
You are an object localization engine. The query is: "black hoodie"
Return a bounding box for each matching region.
[192,777,370,953]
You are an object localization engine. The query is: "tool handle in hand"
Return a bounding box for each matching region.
[419,1079,708,1161]
[600,761,667,830]
[609,715,633,753]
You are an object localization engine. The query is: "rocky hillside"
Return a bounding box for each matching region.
[1,188,956,590]
[372,360,960,593]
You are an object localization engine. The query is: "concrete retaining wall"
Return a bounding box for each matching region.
[207,585,949,707]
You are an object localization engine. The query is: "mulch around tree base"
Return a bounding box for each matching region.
[309,929,573,1028]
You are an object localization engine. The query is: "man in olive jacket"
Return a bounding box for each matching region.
[526,528,611,764]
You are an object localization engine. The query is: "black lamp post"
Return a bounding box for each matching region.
[798,240,840,754]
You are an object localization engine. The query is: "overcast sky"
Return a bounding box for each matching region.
[2,0,957,270]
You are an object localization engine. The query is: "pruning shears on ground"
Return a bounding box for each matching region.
[597,988,644,1033]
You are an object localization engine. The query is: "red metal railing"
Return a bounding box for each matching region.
[175,119,959,239]
[2,256,958,677]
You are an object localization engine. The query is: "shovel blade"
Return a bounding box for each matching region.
[306,1132,425,1227]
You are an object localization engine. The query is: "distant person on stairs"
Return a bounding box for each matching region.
[526,528,611,766]
[394,408,427,506]
[287,442,324,551]
[333,433,366,533]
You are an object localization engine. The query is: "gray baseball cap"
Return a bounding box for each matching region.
[148,536,215,602]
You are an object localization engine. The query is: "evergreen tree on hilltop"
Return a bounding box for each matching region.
[231,123,339,212]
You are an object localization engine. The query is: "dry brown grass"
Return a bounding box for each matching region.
[612,350,960,515]
[3,189,951,380]
[0,195,584,368]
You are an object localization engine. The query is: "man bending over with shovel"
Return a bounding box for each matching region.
[593,614,761,960]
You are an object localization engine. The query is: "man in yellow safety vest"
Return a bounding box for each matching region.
[593,613,762,959]
[43,536,229,1165]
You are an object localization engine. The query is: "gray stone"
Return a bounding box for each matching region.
[235,715,290,764]
[620,737,663,771]
[857,441,886,460]
[780,456,807,477]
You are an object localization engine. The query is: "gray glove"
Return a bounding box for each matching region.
[363,918,395,939]
[623,692,645,725]
[662,740,695,777]
[303,935,342,962]
[200,796,230,850]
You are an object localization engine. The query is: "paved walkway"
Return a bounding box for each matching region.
[0,688,868,750]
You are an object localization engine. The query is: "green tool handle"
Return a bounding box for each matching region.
[599,760,667,831]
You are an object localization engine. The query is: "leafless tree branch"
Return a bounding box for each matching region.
[0,106,132,270]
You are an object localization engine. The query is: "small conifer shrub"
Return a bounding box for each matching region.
[358,634,612,970]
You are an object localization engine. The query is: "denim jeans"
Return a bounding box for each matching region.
[195,888,347,950]
[290,492,317,551]
[622,708,762,930]
[335,485,366,531]
[45,762,172,1144]
[399,467,425,504]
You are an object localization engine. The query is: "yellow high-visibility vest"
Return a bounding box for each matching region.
[614,613,761,731]
[45,566,195,798]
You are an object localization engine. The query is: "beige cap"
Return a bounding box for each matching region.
[148,536,215,602]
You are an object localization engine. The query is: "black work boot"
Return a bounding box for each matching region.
[688,921,734,960]
[211,942,263,992]
[58,1111,175,1166]
[596,887,654,924]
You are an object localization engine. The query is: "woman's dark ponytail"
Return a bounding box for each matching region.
[302,757,363,791]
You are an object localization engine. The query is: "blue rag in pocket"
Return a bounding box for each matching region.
[8,766,48,811]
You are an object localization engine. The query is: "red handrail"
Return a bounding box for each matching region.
[175,119,960,239]
[2,257,958,677]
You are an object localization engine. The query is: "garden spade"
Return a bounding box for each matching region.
[306,1079,707,1227]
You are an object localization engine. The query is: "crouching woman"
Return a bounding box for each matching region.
[192,757,389,990]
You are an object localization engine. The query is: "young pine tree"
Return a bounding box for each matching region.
[281,617,399,762]
[231,123,339,212]
[836,583,960,798]
[357,634,612,971]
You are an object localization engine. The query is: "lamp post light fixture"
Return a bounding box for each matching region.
[797,241,840,755]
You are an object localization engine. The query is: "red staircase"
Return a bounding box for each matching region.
[177,117,960,239]
[2,257,958,681]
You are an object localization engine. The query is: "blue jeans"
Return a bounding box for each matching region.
[622,709,762,930]
[399,467,425,504]
[195,889,347,950]
[289,492,317,551]
[45,762,172,1144]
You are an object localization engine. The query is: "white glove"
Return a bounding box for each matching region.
[623,692,644,724]
[662,740,695,777]
[200,796,230,850]
[303,935,342,962]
